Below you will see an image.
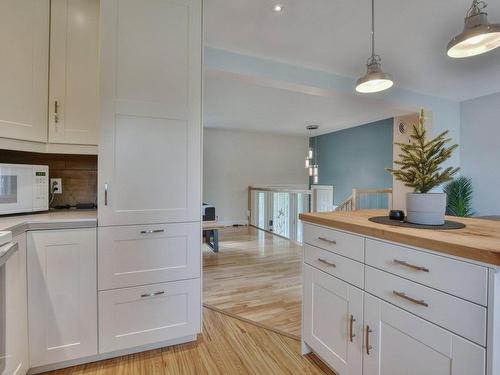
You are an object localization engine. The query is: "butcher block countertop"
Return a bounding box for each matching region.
[300,209,500,266]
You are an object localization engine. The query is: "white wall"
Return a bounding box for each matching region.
[460,92,500,216]
[203,128,308,225]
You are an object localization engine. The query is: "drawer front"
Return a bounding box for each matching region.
[365,266,487,346]
[98,223,201,290]
[365,239,488,306]
[304,244,364,288]
[304,224,364,262]
[98,278,201,353]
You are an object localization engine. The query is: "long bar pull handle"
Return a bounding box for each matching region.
[318,237,337,244]
[140,229,165,234]
[393,259,429,272]
[54,100,59,124]
[104,183,108,206]
[140,293,152,298]
[393,290,429,307]
[349,315,356,342]
[365,325,373,355]
[318,258,336,268]
[153,291,165,296]
[141,291,165,298]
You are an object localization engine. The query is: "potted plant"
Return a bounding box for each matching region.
[443,176,475,217]
[387,110,459,225]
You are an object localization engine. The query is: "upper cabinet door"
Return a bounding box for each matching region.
[98,0,202,226]
[0,0,49,142]
[363,293,485,375]
[48,0,100,145]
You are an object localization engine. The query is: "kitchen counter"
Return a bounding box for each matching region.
[300,209,500,266]
[0,210,97,237]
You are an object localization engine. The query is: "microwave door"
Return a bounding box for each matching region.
[0,165,33,214]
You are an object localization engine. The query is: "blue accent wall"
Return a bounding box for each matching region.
[312,119,394,205]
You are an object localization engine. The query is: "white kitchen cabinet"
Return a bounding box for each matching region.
[0,0,49,142]
[98,0,202,226]
[1,234,29,375]
[98,278,201,353]
[303,264,363,375]
[363,293,485,375]
[48,0,100,145]
[27,228,97,368]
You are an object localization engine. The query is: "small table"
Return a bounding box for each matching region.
[203,221,225,252]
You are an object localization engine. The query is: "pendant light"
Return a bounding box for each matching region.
[356,0,394,93]
[447,0,500,58]
[304,125,320,184]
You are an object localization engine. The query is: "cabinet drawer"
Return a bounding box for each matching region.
[98,278,201,353]
[304,244,364,288]
[365,239,488,306]
[304,224,364,262]
[365,266,487,346]
[98,223,201,290]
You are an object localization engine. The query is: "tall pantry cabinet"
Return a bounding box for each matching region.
[97,0,202,353]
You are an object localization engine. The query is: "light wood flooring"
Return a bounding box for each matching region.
[42,308,332,375]
[203,226,303,338]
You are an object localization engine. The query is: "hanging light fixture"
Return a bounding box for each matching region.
[356,0,394,93]
[447,0,500,58]
[304,125,320,184]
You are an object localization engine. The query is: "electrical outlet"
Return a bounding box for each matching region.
[50,178,62,194]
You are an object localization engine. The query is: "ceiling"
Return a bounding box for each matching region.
[205,0,500,101]
[204,70,410,135]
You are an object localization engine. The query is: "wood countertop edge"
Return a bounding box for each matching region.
[300,214,500,267]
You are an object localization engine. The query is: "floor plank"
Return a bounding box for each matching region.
[42,308,332,375]
[203,226,303,338]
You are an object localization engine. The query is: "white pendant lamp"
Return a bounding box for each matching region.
[304,125,320,184]
[356,0,394,93]
[447,0,500,58]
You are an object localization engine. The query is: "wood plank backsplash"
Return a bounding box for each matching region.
[0,150,97,207]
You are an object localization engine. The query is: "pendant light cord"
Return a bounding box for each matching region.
[371,0,375,57]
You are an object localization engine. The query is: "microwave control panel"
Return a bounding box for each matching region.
[33,165,49,211]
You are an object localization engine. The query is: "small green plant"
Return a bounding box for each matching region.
[387,109,460,193]
[443,176,475,217]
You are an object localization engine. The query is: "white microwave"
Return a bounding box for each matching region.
[0,164,49,215]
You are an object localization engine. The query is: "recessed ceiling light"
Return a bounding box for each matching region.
[273,4,284,13]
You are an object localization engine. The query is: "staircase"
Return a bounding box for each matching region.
[336,188,392,211]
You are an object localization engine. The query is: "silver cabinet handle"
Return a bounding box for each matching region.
[393,259,429,272]
[365,325,373,355]
[318,258,336,267]
[318,236,336,244]
[54,100,59,124]
[393,290,429,307]
[349,314,356,342]
[140,229,165,234]
[141,291,165,298]
[104,183,108,206]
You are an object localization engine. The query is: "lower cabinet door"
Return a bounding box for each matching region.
[363,293,485,375]
[303,264,363,375]
[98,278,201,354]
[28,229,98,367]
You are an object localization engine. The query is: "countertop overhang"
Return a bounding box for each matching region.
[300,209,500,266]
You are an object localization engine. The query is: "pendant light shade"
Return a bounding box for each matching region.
[356,0,393,93]
[356,56,394,93]
[447,1,500,58]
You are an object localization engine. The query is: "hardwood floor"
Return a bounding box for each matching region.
[42,308,332,375]
[203,226,303,338]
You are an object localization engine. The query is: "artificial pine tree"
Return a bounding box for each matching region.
[387,109,460,193]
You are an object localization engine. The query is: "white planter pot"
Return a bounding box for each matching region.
[406,193,447,225]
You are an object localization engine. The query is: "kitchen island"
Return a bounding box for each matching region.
[299,209,499,375]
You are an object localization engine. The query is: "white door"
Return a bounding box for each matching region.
[303,264,363,375]
[0,0,49,142]
[311,185,334,212]
[27,229,97,367]
[363,293,485,375]
[1,234,29,375]
[98,0,202,226]
[48,0,100,145]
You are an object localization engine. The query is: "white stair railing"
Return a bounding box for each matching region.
[336,188,393,211]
